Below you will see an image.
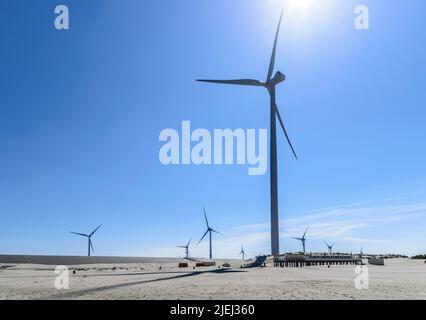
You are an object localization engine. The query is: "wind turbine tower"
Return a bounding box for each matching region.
[197,10,298,256]
[239,243,246,260]
[70,224,102,257]
[196,207,221,259]
[291,226,309,254]
[324,241,335,255]
[177,238,192,259]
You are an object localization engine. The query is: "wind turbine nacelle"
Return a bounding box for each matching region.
[270,71,286,85]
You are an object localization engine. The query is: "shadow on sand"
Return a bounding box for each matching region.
[49,268,245,299]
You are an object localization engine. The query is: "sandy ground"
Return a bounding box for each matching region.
[0,258,425,300]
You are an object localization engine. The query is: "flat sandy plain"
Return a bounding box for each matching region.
[0,257,425,300]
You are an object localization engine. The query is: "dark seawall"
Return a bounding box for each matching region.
[0,255,186,265]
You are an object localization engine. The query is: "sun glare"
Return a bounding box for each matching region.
[268,0,332,17]
[289,0,315,11]
[266,0,334,34]
[267,0,318,13]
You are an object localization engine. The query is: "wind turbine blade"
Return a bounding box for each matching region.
[197,79,264,87]
[303,226,309,239]
[187,238,192,247]
[90,224,102,237]
[203,207,209,228]
[196,230,209,246]
[211,229,222,235]
[273,101,298,160]
[267,9,284,81]
[291,237,302,241]
[90,239,94,255]
[70,232,88,237]
[177,246,187,248]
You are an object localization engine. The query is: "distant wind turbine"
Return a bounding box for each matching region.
[177,238,192,259]
[292,226,309,254]
[324,241,335,255]
[239,243,246,260]
[197,10,298,257]
[70,224,102,257]
[196,207,221,259]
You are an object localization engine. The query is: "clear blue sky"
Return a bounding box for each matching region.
[0,0,425,258]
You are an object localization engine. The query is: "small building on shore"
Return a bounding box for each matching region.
[274,253,363,268]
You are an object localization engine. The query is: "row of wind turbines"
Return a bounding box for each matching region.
[69,207,247,260]
[176,207,246,260]
[69,211,340,260]
[291,226,335,255]
[176,221,338,259]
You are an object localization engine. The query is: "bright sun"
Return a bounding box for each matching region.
[268,0,329,15]
[290,0,315,11]
[268,0,317,11]
[267,0,333,28]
